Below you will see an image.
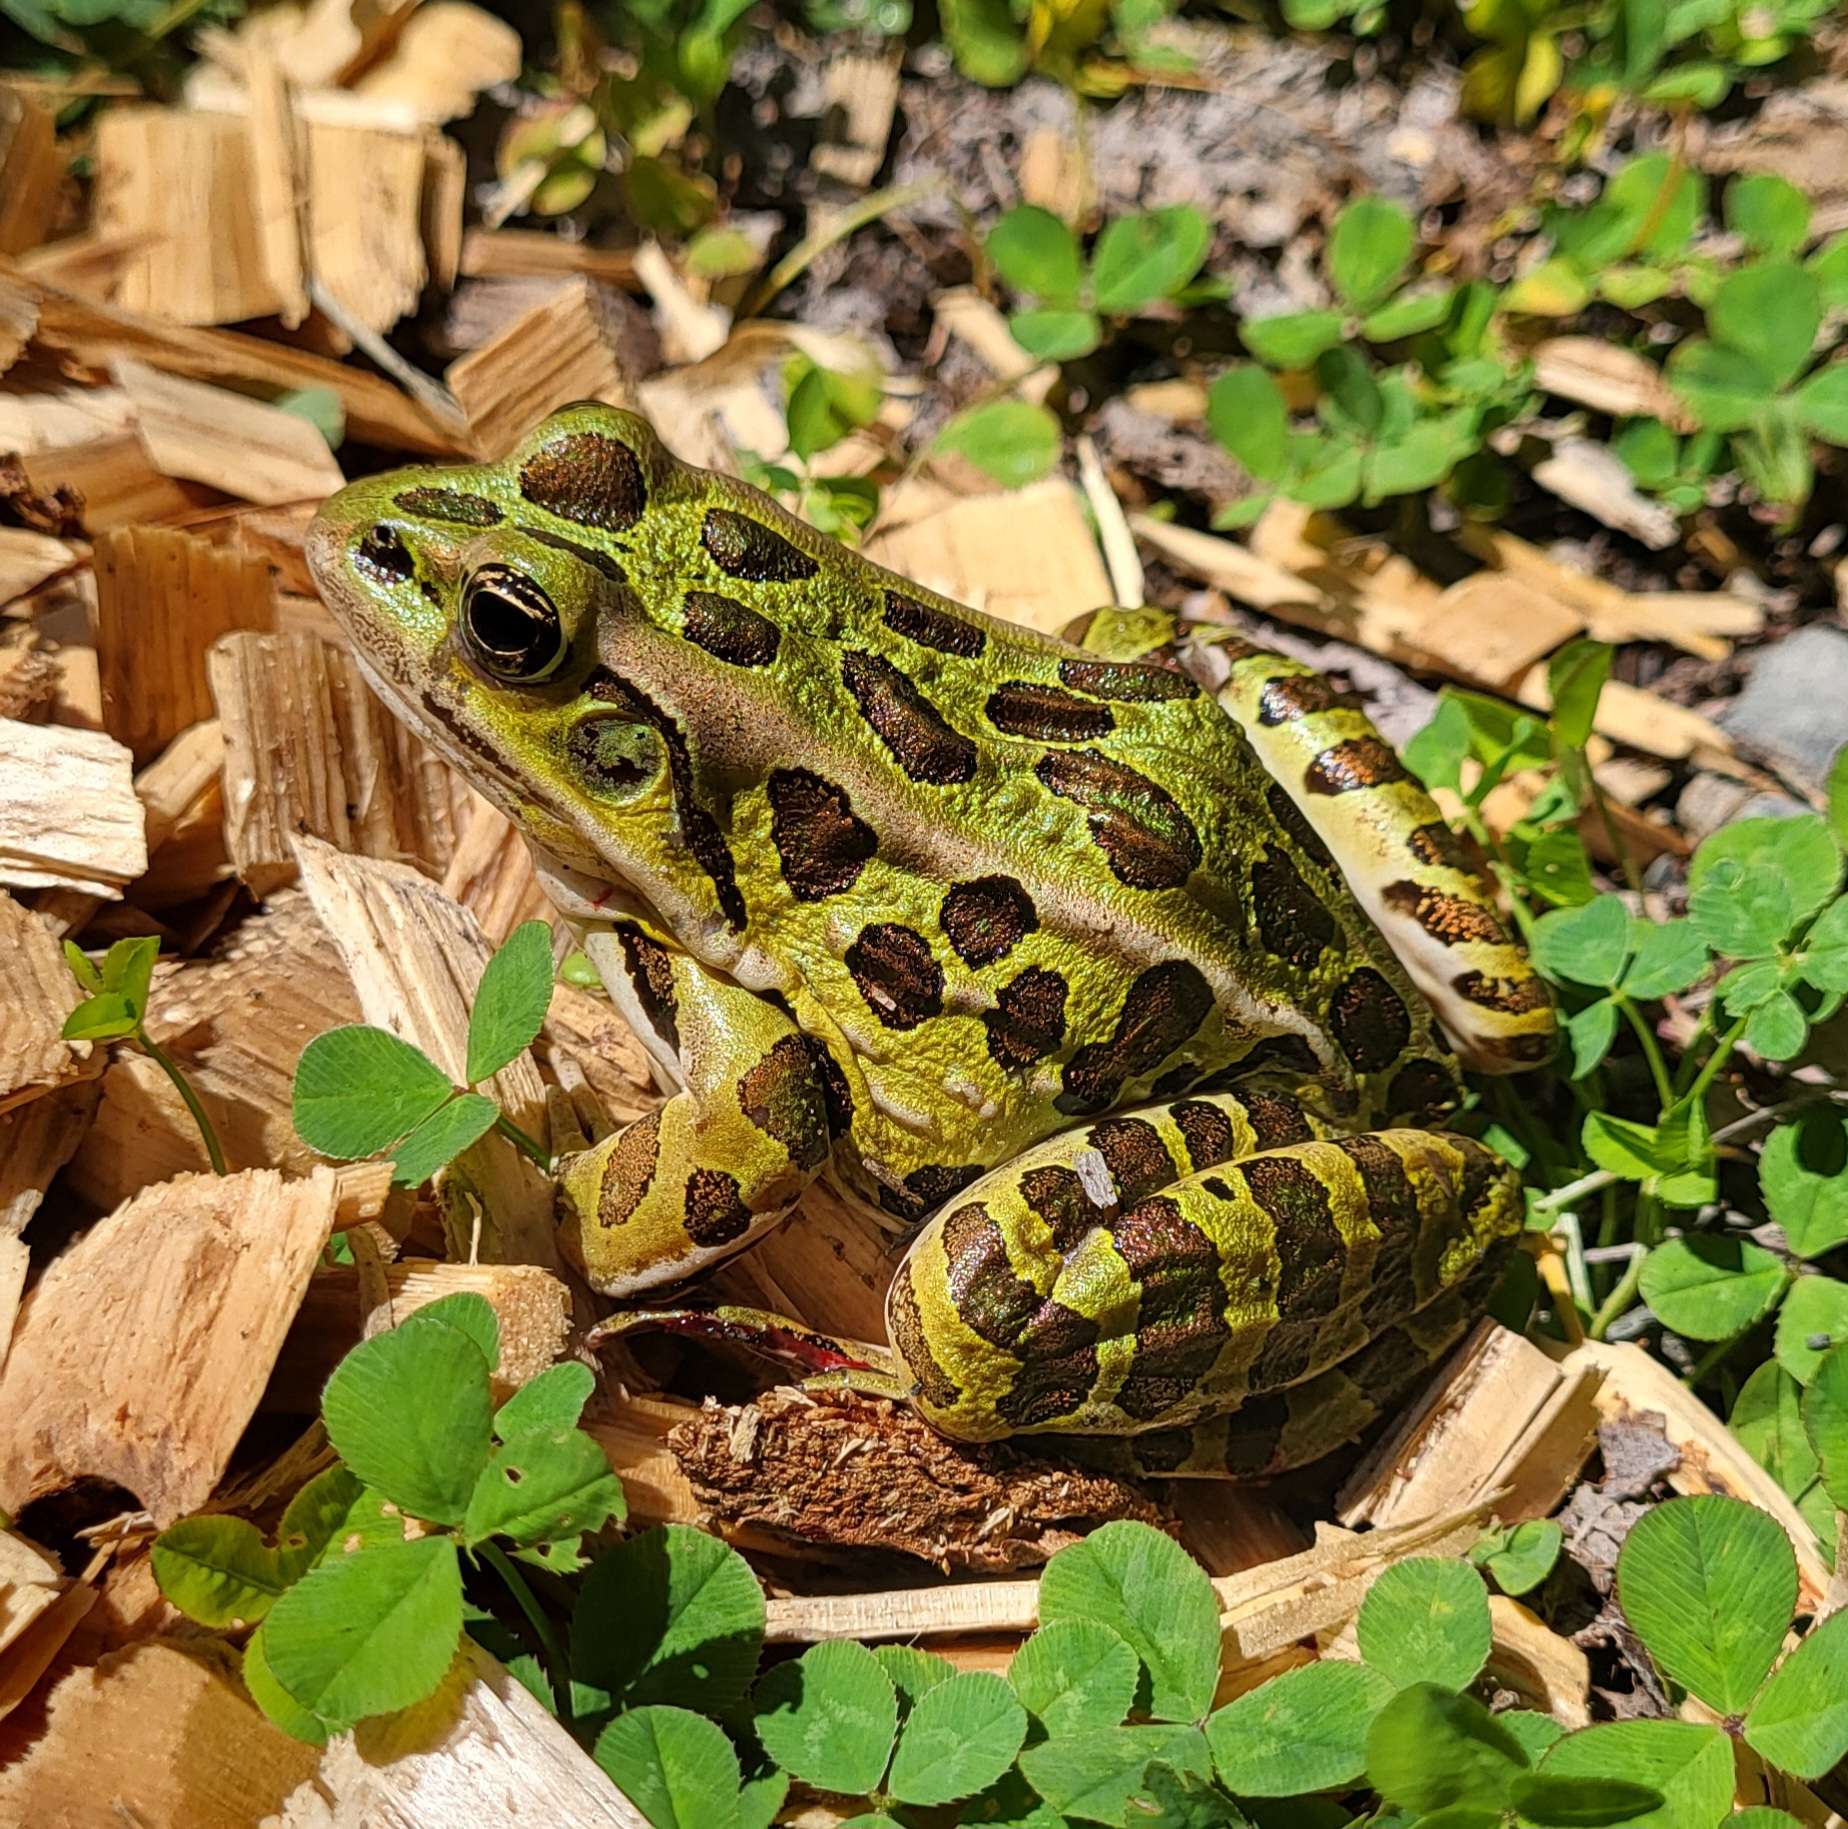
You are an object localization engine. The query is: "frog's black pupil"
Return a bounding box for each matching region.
[463,567,560,679]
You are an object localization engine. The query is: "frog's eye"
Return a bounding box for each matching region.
[461,565,566,682]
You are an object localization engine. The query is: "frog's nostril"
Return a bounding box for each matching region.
[352,523,417,587]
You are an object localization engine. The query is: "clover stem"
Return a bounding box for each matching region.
[493,1113,552,1170]
[136,1028,227,1175]
[1589,1249,1647,1341]
[481,1541,572,1725]
[1613,992,1675,1109]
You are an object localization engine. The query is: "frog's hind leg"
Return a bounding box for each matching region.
[1122,1243,1512,1479]
[556,917,836,1296]
[889,1089,1521,1464]
[1195,635,1555,1074]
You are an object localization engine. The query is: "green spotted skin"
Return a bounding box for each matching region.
[308,404,1550,1469]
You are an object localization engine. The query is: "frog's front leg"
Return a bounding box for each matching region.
[887,1092,1519,1469]
[557,918,834,1295]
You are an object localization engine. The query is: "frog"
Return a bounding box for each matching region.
[307,402,1556,1476]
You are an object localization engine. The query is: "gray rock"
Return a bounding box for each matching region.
[1718,625,1848,794]
[1675,773,1808,843]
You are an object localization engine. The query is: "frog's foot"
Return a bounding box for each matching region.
[886,1094,1522,1472]
[590,1304,910,1396]
[556,918,836,1296]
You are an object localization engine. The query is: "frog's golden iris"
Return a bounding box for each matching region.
[307,403,1555,1475]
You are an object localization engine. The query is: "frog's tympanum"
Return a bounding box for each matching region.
[309,404,1556,1475]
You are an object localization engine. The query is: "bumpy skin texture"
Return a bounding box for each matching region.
[307,403,1553,1473]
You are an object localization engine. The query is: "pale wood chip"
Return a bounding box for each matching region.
[0,1166,338,1522]
[933,286,1054,403]
[350,2,524,123]
[0,889,98,1112]
[1019,125,1088,221]
[0,1083,96,1368]
[0,1638,320,1827]
[1339,1320,1604,1530]
[0,718,146,897]
[447,276,650,460]
[810,45,902,190]
[0,528,76,609]
[0,86,63,259]
[2,269,457,455]
[208,631,470,895]
[1532,437,1680,550]
[1532,336,1693,431]
[0,639,61,721]
[18,433,222,534]
[0,1529,95,1726]
[439,795,553,944]
[1406,573,1586,692]
[292,835,560,1272]
[114,356,345,506]
[95,525,276,764]
[1487,1594,1591,1728]
[0,382,135,453]
[1517,665,1732,762]
[460,226,639,288]
[244,48,308,327]
[273,1641,649,1829]
[866,476,1111,637]
[307,121,436,335]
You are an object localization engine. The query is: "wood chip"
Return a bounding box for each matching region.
[0,1083,96,1371]
[447,276,650,460]
[307,120,441,334]
[18,433,223,534]
[0,1638,320,1827]
[272,1641,649,1828]
[244,47,309,328]
[0,88,60,259]
[1532,438,1680,550]
[932,287,1054,404]
[280,1260,571,1409]
[0,889,98,1113]
[866,476,1111,637]
[1532,337,1693,431]
[0,529,77,607]
[0,1528,93,1725]
[0,1166,338,1523]
[113,356,344,506]
[350,2,524,123]
[1406,574,1587,692]
[1516,666,1732,763]
[810,45,902,190]
[1488,1594,1591,1728]
[0,718,146,897]
[1339,1320,1604,1530]
[292,835,561,1273]
[94,526,275,765]
[208,631,470,895]
[459,226,639,289]
[2,268,458,455]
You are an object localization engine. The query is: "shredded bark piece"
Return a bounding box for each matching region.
[669,1387,1172,1573]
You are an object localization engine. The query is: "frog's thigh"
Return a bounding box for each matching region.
[889,1098,1519,1449]
[1199,640,1555,1075]
[1135,1242,1511,1478]
[557,921,831,1296]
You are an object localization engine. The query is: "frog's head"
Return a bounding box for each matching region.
[308,404,718,916]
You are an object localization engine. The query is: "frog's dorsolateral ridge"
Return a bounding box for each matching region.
[307,402,1555,1475]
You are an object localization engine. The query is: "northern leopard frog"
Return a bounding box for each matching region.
[308,404,1555,1475]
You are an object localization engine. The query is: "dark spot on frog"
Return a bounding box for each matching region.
[1088,1117,1176,1206]
[882,589,985,657]
[1036,749,1202,891]
[888,1262,961,1407]
[613,922,679,1054]
[1251,844,1338,970]
[701,507,818,582]
[878,1161,987,1223]
[1240,1154,1342,1318]
[684,1166,752,1246]
[766,768,878,901]
[355,524,414,585]
[567,716,658,799]
[737,1034,830,1170]
[1265,782,1335,869]
[1020,1164,1102,1251]
[1452,970,1553,1014]
[1256,671,1340,724]
[393,486,502,527]
[798,1033,854,1139]
[1304,736,1408,796]
[683,590,781,667]
[942,1202,1040,1347]
[1108,1195,1228,1421]
[519,522,628,584]
[1058,959,1214,1115]
[1172,1100,1235,1172]
[982,966,1068,1072]
[996,1300,1100,1427]
[986,681,1116,743]
[841,650,977,785]
[940,876,1038,967]
[1057,656,1198,702]
[1239,1088,1316,1150]
[519,432,648,530]
[1330,968,1412,1072]
[845,921,944,1030]
[1386,1058,1459,1122]
[594,1111,661,1229]
[1381,880,1509,947]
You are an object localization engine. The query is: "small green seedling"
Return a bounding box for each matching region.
[63,935,227,1174]
[739,355,883,540]
[292,919,556,1186]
